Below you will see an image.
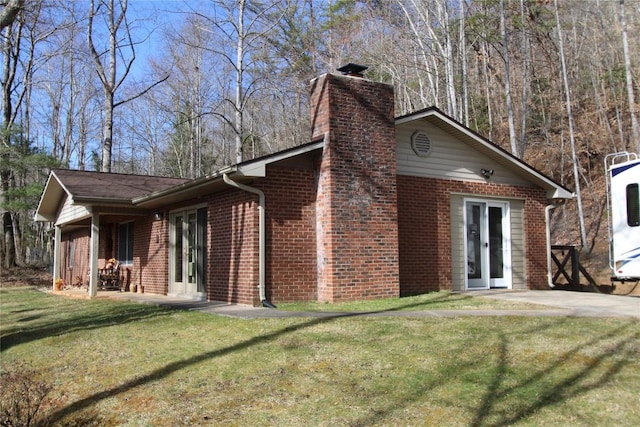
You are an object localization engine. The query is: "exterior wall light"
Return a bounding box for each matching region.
[481,168,494,179]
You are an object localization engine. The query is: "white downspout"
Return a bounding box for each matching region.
[222,173,269,306]
[546,204,558,288]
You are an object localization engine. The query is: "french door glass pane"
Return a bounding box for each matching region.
[174,215,183,282]
[467,204,482,280]
[188,212,197,284]
[489,206,504,279]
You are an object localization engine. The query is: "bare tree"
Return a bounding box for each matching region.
[619,0,640,153]
[151,14,222,177]
[0,0,24,30]
[186,0,286,164]
[1,0,59,267]
[396,0,458,118]
[554,0,587,250]
[86,0,168,172]
[500,0,518,156]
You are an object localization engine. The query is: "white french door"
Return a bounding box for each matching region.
[169,208,207,298]
[465,200,511,289]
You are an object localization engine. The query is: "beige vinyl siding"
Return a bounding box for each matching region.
[396,122,533,187]
[450,194,465,291]
[509,200,526,290]
[56,195,90,226]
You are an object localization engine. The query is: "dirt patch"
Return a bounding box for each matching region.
[0,266,51,288]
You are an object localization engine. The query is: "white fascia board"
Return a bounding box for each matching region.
[236,162,266,177]
[548,188,575,200]
[34,172,70,222]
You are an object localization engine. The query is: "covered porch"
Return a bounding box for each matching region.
[35,169,189,298]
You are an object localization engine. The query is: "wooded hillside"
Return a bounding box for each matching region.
[1,0,638,277]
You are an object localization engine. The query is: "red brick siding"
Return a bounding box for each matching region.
[310,73,400,302]
[256,166,318,303]
[397,176,548,294]
[133,216,168,294]
[524,195,549,290]
[207,190,259,305]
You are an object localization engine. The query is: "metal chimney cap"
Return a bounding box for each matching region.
[337,63,368,77]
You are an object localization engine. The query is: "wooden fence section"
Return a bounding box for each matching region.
[550,245,599,291]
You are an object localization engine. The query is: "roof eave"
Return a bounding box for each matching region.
[72,196,135,206]
[133,166,238,207]
[134,141,325,207]
[34,172,68,222]
[549,188,575,200]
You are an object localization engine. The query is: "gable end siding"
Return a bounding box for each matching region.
[56,195,90,226]
[396,123,534,187]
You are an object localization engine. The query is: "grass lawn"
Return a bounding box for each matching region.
[277,291,547,312]
[1,287,639,426]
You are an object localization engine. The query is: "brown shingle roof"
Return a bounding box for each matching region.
[53,169,189,201]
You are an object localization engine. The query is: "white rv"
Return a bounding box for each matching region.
[605,152,640,281]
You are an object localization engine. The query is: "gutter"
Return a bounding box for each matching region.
[222,173,274,308]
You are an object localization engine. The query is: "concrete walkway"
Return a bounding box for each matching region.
[83,289,640,320]
[473,290,639,319]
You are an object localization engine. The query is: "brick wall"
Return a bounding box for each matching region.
[256,165,318,303]
[524,194,549,290]
[397,176,548,293]
[207,189,260,305]
[133,216,168,294]
[310,72,400,302]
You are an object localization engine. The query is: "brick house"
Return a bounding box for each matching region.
[35,65,573,306]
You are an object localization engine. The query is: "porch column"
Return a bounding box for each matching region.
[52,225,61,289]
[88,212,99,297]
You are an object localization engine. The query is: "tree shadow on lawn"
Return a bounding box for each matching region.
[469,319,639,427]
[284,292,483,315]
[46,307,640,425]
[1,291,174,352]
[347,317,639,427]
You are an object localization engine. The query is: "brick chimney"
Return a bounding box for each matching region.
[310,64,400,302]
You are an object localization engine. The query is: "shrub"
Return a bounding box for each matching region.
[0,362,53,427]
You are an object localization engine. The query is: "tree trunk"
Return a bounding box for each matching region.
[459,0,469,127]
[518,0,529,158]
[235,0,245,164]
[620,0,640,153]
[1,24,15,268]
[102,90,114,172]
[554,0,588,251]
[501,0,518,156]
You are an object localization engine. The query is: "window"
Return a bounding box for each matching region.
[627,184,640,227]
[118,222,134,264]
